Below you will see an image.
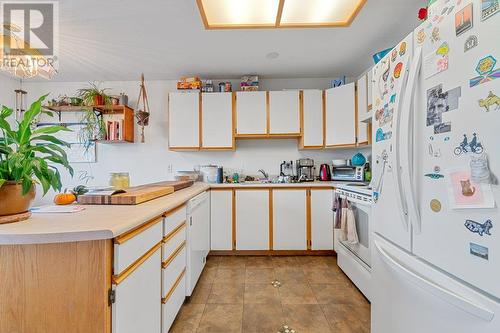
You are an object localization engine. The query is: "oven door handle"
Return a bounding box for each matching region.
[336,193,372,206]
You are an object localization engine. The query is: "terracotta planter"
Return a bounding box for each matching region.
[0,182,36,216]
[94,95,104,105]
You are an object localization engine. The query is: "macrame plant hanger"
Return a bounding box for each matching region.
[135,73,151,143]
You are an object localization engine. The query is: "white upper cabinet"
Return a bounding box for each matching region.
[325,82,356,147]
[235,190,269,250]
[272,190,307,250]
[301,90,324,148]
[201,92,234,149]
[268,91,300,135]
[310,189,334,250]
[356,75,370,145]
[235,91,267,135]
[168,92,200,150]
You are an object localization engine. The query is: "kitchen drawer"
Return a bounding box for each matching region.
[164,205,187,237]
[162,244,186,296]
[114,217,163,275]
[162,269,186,332]
[162,221,186,262]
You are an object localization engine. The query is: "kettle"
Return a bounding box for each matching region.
[319,164,331,181]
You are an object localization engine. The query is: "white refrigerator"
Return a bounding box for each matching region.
[371,0,500,332]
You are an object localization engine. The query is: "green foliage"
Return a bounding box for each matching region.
[77,81,111,106]
[0,95,74,195]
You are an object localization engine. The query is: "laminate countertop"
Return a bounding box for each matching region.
[0,181,347,245]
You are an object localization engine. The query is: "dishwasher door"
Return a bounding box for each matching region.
[186,191,210,296]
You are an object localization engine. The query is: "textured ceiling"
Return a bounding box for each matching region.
[33,0,424,81]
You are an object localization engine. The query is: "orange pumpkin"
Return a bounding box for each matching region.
[54,192,76,205]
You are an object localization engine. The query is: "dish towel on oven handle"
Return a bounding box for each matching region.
[339,199,349,241]
[346,202,359,245]
[333,192,342,229]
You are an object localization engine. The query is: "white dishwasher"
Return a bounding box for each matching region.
[186,191,210,296]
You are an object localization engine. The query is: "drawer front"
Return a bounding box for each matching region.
[162,270,186,332]
[162,222,186,262]
[114,219,163,275]
[162,246,186,296]
[164,205,187,237]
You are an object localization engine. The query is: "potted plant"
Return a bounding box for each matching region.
[77,82,111,106]
[0,95,74,221]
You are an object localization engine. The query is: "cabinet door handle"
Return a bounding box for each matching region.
[190,217,193,226]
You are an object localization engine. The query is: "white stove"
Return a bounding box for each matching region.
[334,183,373,301]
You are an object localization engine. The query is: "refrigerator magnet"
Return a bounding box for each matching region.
[431,27,440,43]
[478,91,500,112]
[464,35,478,52]
[436,42,450,56]
[394,63,403,79]
[464,219,493,236]
[391,49,398,62]
[455,3,473,36]
[481,0,499,21]
[416,29,426,44]
[454,133,484,155]
[425,173,444,179]
[470,55,500,87]
[470,243,489,260]
[430,199,442,212]
[399,42,407,56]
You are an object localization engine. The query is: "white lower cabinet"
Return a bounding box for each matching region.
[162,272,186,332]
[210,190,233,250]
[272,190,307,250]
[310,189,334,250]
[112,248,162,333]
[235,190,269,250]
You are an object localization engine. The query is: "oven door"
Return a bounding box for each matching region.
[337,194,372,267]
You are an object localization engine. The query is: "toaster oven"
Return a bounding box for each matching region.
[331,166,364,182]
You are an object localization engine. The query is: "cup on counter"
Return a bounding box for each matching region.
[109,172,130,189]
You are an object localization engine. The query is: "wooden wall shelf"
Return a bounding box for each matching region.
[43,105,135,143]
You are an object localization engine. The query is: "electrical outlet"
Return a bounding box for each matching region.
[167,164,173,174]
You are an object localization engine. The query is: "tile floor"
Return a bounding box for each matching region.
[170,256,370,333]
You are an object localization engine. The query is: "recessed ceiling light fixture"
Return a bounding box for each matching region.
[196,0,366,29]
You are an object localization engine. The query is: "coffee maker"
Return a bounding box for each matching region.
[296,158,315,182]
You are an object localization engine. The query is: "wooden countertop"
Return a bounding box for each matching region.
[0,181,349,245]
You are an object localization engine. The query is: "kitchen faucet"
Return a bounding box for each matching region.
[258,169,269,179]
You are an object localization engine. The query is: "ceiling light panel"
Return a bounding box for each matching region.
[280,0,366,26]
[198,0,281,28]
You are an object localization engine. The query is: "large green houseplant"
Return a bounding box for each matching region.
[0,95,74,218]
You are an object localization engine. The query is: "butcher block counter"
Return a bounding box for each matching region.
[0,183,209,245]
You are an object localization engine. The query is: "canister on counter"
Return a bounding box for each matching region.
[216,167,224,183]
[218,82,225,92]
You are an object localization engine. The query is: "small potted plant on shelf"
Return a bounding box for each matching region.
[0,95,74,223]
[77,82,111,106]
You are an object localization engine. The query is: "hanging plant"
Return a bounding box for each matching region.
[135,73,151,143]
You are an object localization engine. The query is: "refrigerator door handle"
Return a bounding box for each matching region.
[375,240,495,322]
[392,51,411,230]
[399,46,423,233]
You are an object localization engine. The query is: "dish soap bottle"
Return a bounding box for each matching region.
[364,162,372,182]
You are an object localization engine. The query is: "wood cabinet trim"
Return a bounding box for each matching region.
[162,269,186,304]
[163,222,186,243]
[163,203,186,218]
[306,189,312,250]
[112,241,162,285]
[269,189,274,250]
[114,216,163,245]
[210,250,336,256]
[161,241,186,269]
[232,189,236,250]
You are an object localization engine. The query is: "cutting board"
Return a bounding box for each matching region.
[77,180,194,205]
